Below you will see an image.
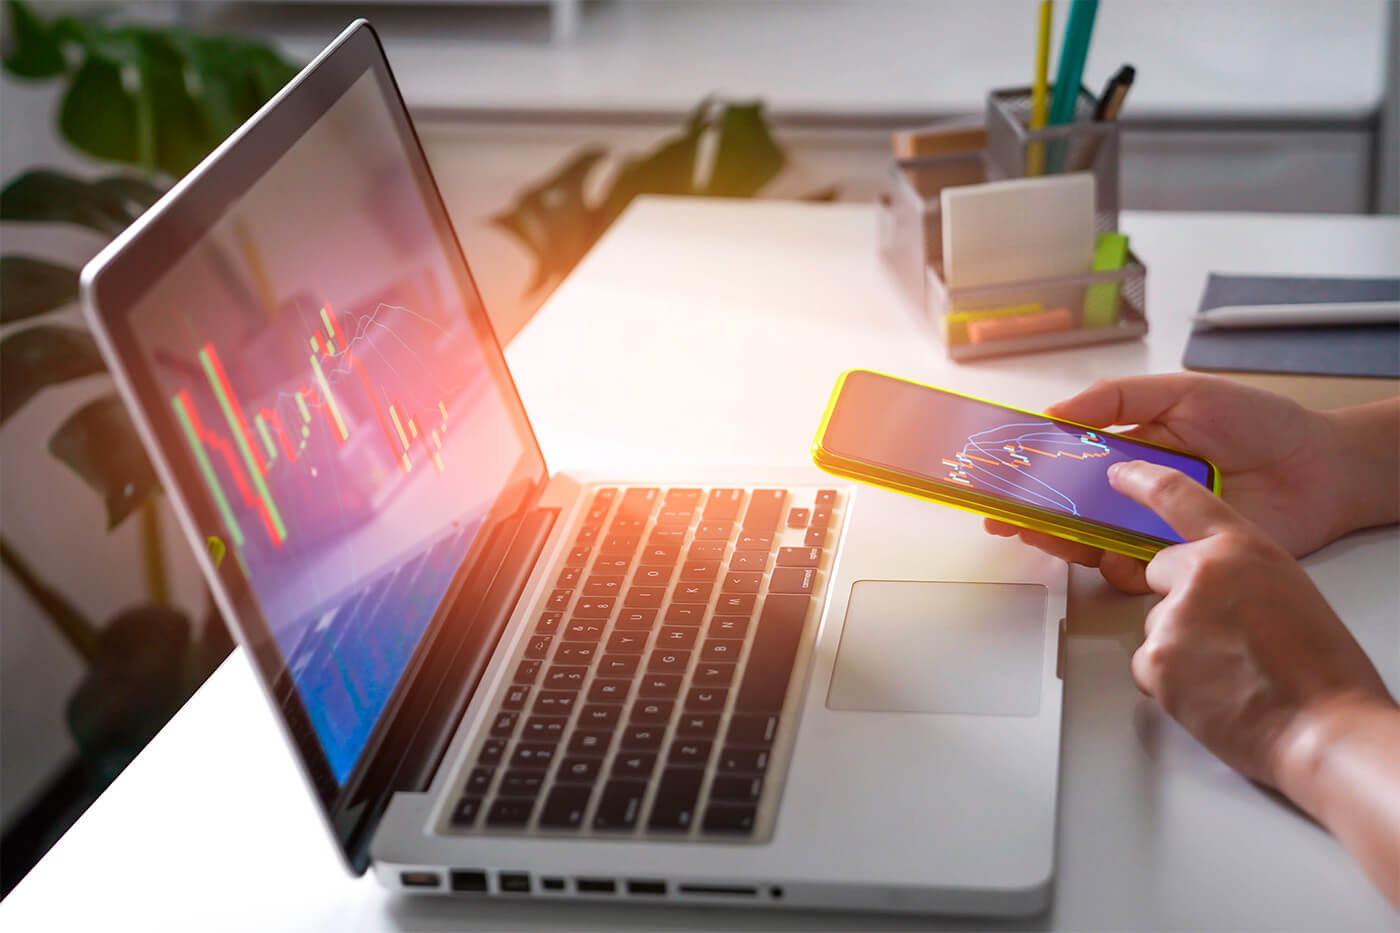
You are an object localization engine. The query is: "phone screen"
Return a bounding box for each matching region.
[822,371,1215,544]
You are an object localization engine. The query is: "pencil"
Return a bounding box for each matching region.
[1027,0,1053,176]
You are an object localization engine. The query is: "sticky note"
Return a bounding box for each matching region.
[943,303,1042,345]
[967,308,1074,344]
[1083,232,1130,327]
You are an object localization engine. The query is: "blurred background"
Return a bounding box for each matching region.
[1,0,1396,895]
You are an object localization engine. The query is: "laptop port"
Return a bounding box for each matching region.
[575,878,616,894]
[450,870,488,892]
[498,872,531,893]
[541,877,566,892]
[678,884,757,897]
[400,871,440,889]
[626,879,667,896]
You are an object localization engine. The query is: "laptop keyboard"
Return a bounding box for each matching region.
[448,485,841,839]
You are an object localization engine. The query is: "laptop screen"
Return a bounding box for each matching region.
[122,66,531,785]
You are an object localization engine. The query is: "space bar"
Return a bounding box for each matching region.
[735,594,812,712]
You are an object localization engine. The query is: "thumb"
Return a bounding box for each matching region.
[1107,460,1235,543]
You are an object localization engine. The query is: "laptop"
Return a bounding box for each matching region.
[81,21,1066,916]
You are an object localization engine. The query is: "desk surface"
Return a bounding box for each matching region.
[4,202,1397,930]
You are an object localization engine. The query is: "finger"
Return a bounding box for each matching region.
[983,518,1018,537]
[1142,540,1197,596]
[1012,527,1105,567]
[1108,460,1237,543]
[1045,373,1203,428]
[1098,552,1151,594]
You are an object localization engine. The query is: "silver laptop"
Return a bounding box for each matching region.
[81,21,1065,916]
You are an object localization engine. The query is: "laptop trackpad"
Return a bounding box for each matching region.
[826,581,1046,717]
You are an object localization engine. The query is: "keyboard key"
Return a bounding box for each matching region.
[718,747,770,774]
[620,725,665,749]
[687,541,725,561]
[588,678,631,703]
[770,567,816,595]
[693,662,736,686]
[524,635,552,660]
[668,739,713,766]
[539,785,591,828]
[680,560,720,581]
[786,508,810,529]
[702,803,757,834]
[606,630,647,653]
[556,757,602,784]
[638,673,682,697]
[465,766,494,794]
[617,487,660,519]
[676,712,720,737]
[598,654,639,677]
[673,582,713,604]
[715,593,756,613]
[574,525,601,547]
[708,617,748,638]
[640,544,679,564]
[586,503,611,525]
[592,556,630,574]
[656,507,693,526]
[810,506,832,528]
[511,743,558,769]
[611,752,657,778]
[649,769,704,830]
[501,684,530,710]
[624,586,665,608]
[736,594,811,711]
[450,797,482,826]
[490,712,518,737]
[487,798,535,827]
[804,527,828,548]
[726,713,779,746]
[777,546,821,568]
[695,520,733,540]
[665,603,705,625]
[648,649,690,674]
[601,535,639,556]
[499,771,545,796]
[815,489,837,505]
[631,698,674,723]
[702,489,744,520]
[648,527,686,546]
[710,775,763,801]
[544,666,588,689]
[535,611,562,634]
[736,531,773,550]
[701,639,744,662]
[741,489,786,534]
[657,626,698,649]
[546,588,572,611]
[609,517,646,535]
[686,687,727,711]
[728,550,769,572]
[574,597,615,618]
[477,738,507,765]
[616,608,658,630]
[565,547,591,566]
[534,690,579,714]
[592,487,619,505]
[557,566,582,587]
[664,488,702,506]
[578,704,624,728]
[564,621,605,641]
[555,642,597,664]
[633,565,672,587]
[569,730,613,755]
[584,575,624,597]
[721,572,762,594]
[593,779,647,831]
[522,716,568,740]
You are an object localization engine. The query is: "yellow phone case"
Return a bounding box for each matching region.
[811,369,1222,562]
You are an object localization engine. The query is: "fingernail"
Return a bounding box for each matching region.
[1108,461,1125,479]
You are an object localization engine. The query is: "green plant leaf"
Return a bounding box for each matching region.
[0,324,106,423]
[1,169,143,235]
[702,102,786,198]
[0,255,79,322]
[492,148,608,293]
[93,174,164,212]
[49,393,159,529]
[2,0,67,78]
[599,130,702,226]
[58,53,142,167]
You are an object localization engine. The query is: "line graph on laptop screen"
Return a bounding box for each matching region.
[126,71,527,783]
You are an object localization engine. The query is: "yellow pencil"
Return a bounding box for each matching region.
[1027,0,1053,176]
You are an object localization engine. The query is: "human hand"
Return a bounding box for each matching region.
[1107,459,1394,793]
[986,373,1353,593]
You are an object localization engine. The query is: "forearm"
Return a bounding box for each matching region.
[1323,397,1400,538]
[1278,696,1400,909]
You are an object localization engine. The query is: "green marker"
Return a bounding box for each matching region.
[1083,232,1129,327]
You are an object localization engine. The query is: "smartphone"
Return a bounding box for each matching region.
[812,370,1221,561]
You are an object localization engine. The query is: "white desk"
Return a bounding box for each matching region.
[4,202,1397,930]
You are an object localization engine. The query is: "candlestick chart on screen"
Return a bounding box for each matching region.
[941,423,1111,516]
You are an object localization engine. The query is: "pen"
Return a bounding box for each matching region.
[1046,0,1098,172]
[1191,301,1400,330]
[1026,0,1053,176]
[1071,64,1134,171]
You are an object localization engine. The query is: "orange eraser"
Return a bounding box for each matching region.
[967,307,1074,344]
